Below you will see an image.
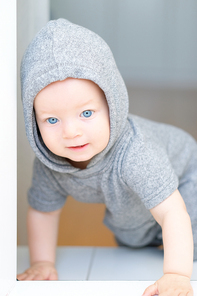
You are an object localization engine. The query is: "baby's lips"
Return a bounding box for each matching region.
[67,143,89,149]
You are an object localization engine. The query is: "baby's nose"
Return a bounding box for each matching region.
[62,120,82,139]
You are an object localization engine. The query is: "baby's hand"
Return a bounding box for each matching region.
[142,273,193,296]
[17,261,58,281]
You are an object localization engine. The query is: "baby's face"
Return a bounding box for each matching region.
[34,78,110,169]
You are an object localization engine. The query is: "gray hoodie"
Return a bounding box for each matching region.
[21,19,197,257]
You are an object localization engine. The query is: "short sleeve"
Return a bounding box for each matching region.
[28,157,67,212]
[121,139,179,210]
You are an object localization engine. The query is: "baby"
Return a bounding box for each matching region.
[18,19,197,296]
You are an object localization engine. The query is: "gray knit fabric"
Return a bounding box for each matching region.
[21,19,197,260]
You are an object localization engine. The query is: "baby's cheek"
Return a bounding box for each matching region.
[42,132,56,150]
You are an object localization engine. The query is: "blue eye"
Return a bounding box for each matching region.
[81,110,93,118]
[47,117,58,124]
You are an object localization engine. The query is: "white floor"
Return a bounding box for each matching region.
[9,281,178,296]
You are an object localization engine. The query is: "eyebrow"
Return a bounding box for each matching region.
[78,99,94,108]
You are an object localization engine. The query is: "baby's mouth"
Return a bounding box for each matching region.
[68,144,88,150]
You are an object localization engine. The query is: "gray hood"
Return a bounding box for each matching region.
[21,18,129,173]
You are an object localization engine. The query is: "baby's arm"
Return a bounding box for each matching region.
[142,189,193,296]
[17,206,61,280]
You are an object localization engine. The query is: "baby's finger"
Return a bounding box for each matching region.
[33,274,45,280]
[142,283,158,296]
[169,289,193,296]
[159,292,177,296]
[48,272,58,280]
[22,273,36,281]
[17,273,29,281]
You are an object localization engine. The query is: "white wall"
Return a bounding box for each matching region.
[0,0,16,281]
[51,0,197,88]
[17,0,50,245]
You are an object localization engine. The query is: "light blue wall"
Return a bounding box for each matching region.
[50,0,197,88]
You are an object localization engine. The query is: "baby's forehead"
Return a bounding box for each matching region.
[34,78,107,112]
